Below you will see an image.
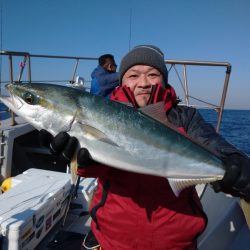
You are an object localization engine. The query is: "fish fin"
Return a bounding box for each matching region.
[80,123,118,146]
[140,103,223,160]
[62,111,78,132]
[240,199,250,230]
[70,153,78,185]
[139,102,176,129]
[168,177,219,197]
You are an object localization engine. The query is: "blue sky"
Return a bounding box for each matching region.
[1,0,250,109]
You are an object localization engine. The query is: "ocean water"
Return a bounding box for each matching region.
[1,102,249,156]
[199,109,250,156]
[0,102,11,120]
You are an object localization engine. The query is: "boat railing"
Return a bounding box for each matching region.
[0,50,231,132]
[165,59,231,132]
[0,50,98,85]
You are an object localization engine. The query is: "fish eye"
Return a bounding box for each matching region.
[23,92,38,105]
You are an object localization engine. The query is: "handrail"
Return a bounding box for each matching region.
[0,51,231,132]
[165,58,231,68]
[164,59,231,132]
[0,50,98,84]
[0,50,98,60]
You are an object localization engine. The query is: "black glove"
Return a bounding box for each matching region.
[39,129,78,164]
[212,153,250,202]
[77,148,92,168]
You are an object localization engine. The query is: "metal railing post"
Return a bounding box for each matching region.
[27,55,31,82]
[183,65,189,106]
[8,55,13,83]
[7,55,17,125]
[216,65,231,132]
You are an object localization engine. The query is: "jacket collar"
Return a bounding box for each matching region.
[110,83,177,113]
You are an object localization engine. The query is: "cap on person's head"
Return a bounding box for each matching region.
[119,45,168,85]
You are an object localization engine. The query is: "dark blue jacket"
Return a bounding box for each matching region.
[90,65,119,98]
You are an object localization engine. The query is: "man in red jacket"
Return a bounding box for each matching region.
[40,45,250,250]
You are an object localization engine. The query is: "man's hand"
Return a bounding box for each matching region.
[77,148,92,167]
[39,129,78,164]
[212,153,250,202]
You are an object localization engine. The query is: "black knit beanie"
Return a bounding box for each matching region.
[119,45,168,85]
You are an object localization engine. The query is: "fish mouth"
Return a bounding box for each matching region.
[1,83,25,110]
[0,95,15,110]
[0,94,23,113]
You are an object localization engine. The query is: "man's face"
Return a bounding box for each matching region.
[103,59,117,73]
[122,65,164,107]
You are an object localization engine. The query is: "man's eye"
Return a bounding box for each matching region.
[148,73,160,78]
[128,74,138,78]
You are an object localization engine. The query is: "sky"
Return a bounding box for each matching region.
[0,0,250,109]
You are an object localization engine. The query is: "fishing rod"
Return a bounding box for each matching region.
[128,8,132,51]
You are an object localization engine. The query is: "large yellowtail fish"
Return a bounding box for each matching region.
[0,82,226,193]
[3,82,250,228]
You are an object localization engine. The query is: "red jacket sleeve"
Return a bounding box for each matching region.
[77,162,110,178]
